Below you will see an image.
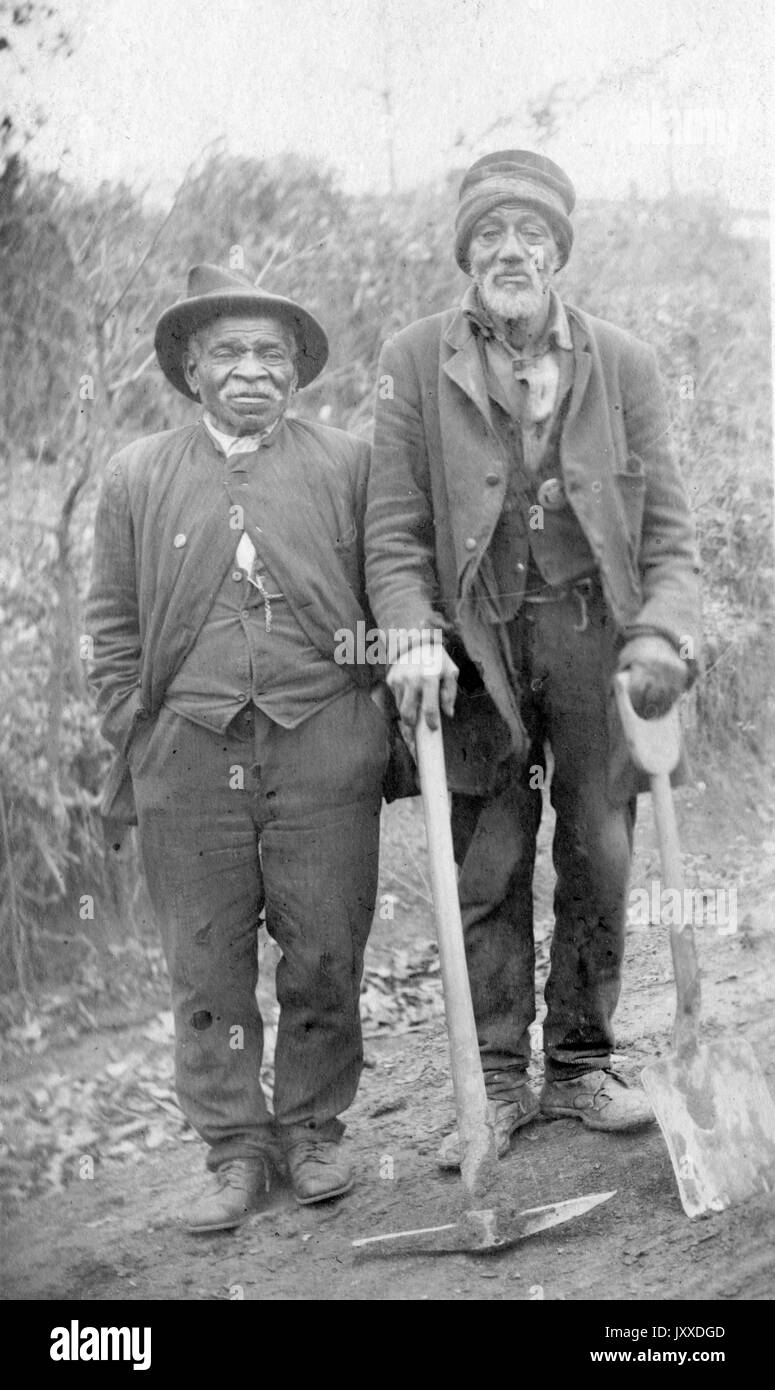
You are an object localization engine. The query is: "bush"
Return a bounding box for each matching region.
[0,152,771,993]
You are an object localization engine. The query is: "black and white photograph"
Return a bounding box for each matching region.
[0,0,772,1334]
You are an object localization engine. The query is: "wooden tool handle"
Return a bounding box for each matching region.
[613,673,701,1056]
[650,769,702,1056]
[415,719,498,1199]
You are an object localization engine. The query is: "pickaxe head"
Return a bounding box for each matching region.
[352,1190,616,1257]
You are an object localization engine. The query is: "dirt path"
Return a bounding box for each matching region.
[3,785,775,1302]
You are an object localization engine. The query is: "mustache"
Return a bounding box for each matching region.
[486,265,540,286]
[225,388,283,402]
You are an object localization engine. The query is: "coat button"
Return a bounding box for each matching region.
[516,562,526,572]
[232,570,243,581]
[485,472,500,486]
[464,537,477,551]
[537,477,566,511]
[173,533,187,548]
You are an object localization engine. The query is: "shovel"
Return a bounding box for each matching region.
[352,717,614,1256]
[614,672,775,1217]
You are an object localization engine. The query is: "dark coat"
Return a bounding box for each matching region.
[365,299,702,795]
[86,417,412,821]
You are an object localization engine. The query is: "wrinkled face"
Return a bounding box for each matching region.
[183,315,298,435]
[468,203,561,324]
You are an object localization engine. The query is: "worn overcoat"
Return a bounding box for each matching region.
[365,300,702,795]
[86,417,410,821]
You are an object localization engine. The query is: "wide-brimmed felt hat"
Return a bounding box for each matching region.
[454,149,576,272]
[154,263,329,399]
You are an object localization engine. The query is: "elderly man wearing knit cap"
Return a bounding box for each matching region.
[86,264,398,1228]
[366,150,701,1167]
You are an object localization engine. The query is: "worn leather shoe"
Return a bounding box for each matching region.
[540,1069,654,1132]
[437,1089,539,1171]
[286,1139,354,1205]
[183,1157,271,1234]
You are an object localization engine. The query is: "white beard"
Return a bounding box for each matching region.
[477,269,548,326]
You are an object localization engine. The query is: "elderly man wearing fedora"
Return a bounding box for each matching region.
[366,150,701,1167]
[86,265,393,1229]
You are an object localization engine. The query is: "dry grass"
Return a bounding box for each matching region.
[0,157,770,991]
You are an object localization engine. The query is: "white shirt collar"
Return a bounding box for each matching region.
[202,412,279,457]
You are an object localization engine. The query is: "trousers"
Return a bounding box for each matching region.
[452,582,637,1096]
[129,686,388,1168]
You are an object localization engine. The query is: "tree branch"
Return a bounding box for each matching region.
[96,168,193,329]
[107,346,156,400]
[261,237,330,282]
[0,778,32,998]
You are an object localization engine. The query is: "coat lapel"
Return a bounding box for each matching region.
[563,311,592,433]
[559,310,642,613]
[220,425,369,668]
[442,310,494,428]
[144,431,239,707]
[439,310,508,590]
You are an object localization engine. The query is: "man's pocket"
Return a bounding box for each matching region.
[100,751,137,824]
[100,712,156,825]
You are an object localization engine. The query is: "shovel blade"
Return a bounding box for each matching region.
[642,1038,775,1218]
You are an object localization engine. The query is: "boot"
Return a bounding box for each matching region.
[540,1069,653,1132]
[437,1089,539,1170]
[286,1139,354,1205]
[183,1156,272,1234]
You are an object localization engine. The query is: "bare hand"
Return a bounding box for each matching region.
[617,635,689,719]
[386,645,459,735]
